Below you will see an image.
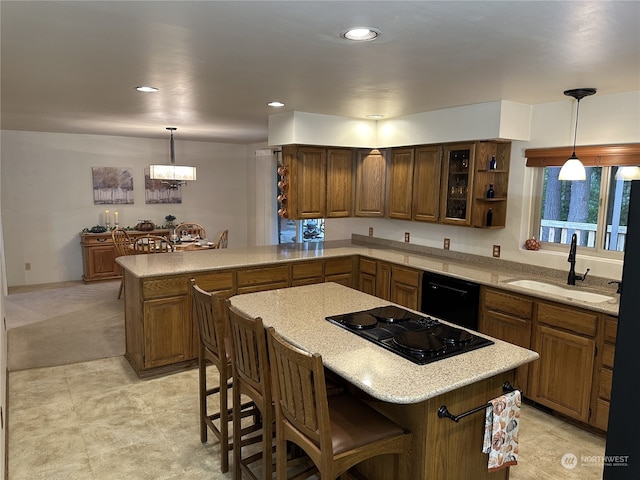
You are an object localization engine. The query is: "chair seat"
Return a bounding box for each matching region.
[328,394,406,455]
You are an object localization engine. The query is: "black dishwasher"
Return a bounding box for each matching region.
[420,271,480,330]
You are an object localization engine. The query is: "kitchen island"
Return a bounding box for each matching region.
[228,282,539,480]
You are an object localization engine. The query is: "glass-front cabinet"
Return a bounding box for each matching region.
[441,144,475,226]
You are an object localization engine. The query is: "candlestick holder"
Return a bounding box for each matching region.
[106,221,111,230]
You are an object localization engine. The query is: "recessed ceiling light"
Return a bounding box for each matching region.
[268,101,285,107]
[135,86,159,93]
[367,114,384,119]
[342,27,381,42]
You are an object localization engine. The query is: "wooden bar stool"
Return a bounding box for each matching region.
[225,301,275,480]
[191,281,259,473]
[266,326,412,480]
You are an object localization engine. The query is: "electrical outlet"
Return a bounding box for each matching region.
[444,238,450,250]
[493,245,501,258]
[368,227,373,237]
[404,232,410,242]
[24,262,31,271]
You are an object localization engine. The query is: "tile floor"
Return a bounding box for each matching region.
[9,356,606,479]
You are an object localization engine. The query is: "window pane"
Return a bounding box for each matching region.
[605,167,631,252]
[539,166,601,247]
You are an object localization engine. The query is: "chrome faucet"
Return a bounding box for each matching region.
[567,233,589,285]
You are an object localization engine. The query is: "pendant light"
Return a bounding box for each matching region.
[558,88,597,181]
[149,127,196,189]
[615,166,640,181]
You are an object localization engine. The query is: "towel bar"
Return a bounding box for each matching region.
[437,382,517,423]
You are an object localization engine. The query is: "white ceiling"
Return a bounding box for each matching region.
[1,1,639,144]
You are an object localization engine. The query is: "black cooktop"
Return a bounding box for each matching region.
[326,305,493,365]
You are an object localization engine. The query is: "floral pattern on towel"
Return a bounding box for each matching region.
[482,390,521,472]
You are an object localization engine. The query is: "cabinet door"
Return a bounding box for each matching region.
[388,148,414,219]
[85,245,120,280]
[412,146,442,223]
[530,324,595,422]
[390,265,421,310]
[375,262,392,300]
[355,149,386,217]
[143,296,192,369]
[291,260,324,287]
[358,257,377,295]
[295,146,327,219]
[237,265,290,294]
[326,148,353,217]
[324,257,354,288]
[441,144,475,226]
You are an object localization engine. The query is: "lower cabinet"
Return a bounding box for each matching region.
[143,296,192,369]
[361,259,421,310]
[236,264,290,294]
[324,257,355,287]
[590,315,617,430]
[291,260,324,286]
[389,265,421,310]
[358,257,377,296]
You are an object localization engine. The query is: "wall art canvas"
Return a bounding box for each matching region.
[92,167,134,204]
[144,168,182,204]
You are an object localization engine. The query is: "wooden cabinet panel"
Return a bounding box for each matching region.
[592,399,611,431]
[143,296,192,369]
[388,148,414,219]
[326,148,353,217]
[295,146,327,218]
[412,146,442,223]
[359,272,376,296]
[375,262,392,300]
[471,142,510,229]
[325,257,354,288]
[355,149,386,217]
[440,144,475,226]
[530,324,595,422]
[143,276,189,299]
[483,288,533,319]
[537,302,597,336]
[191,271,235,292]
[291,260,324,286]
[86,245,120,279]
[237,265,290,294]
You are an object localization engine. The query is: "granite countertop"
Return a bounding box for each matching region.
[228,282,539,404]
[117,238,620,315]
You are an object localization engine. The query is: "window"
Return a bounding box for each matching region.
[538,166,631,253]
[526,144,640,256]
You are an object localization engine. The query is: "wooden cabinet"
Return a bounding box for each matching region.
[358,257,377,296]
[479,287,534,395]
[326,148,354,217]
[591,315,617,430]
[282,146,353,219]
[529,302,597,423]
[355,149,386,217]
[291,260,324,286]
[236,264,290,294]
[441,144,475,226]
[388,148,414,219]
[369,259,421,310]
[80,230,169,282]
[412,145,443,223]
[471,142,511,228]
[324,257,355,287]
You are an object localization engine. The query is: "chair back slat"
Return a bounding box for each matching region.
[191,281,230,357]
[111,228,132,257]
[176,222,207,239]
[133,235,173,253]
[214,229,229,249]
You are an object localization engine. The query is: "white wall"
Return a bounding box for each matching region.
[0,130,250,286]
[325,91,640,281]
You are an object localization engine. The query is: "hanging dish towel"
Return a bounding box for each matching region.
[482,390,521,472]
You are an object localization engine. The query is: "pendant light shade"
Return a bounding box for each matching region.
[558,88,596,181]
[615,166,640,181]
[149,127,196,189]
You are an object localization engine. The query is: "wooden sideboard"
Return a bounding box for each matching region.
[80,230,169,282]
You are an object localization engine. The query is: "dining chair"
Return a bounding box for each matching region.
[191,281,259,473]
[176,222,207,239]
[266,326,412,480]
[132,235,173,253]
[111,227,133,299]
[225,300,274,480]
[214,229,229,249]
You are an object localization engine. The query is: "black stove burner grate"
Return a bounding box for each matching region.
[326,306,493,365]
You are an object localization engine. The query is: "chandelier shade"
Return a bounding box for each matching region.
[149,127,196,188]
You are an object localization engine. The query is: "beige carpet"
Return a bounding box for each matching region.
[5,280,125,371]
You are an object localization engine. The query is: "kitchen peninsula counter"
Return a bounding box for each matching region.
[228,282,538,480]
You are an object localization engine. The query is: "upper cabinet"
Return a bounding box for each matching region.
[282,145,353,219]
[411,146,442,223]
[471,141,511,229]
[355,149,386,217]
[441,143,475,226]
[388,148,415,220]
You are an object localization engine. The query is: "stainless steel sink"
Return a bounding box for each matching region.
[505,279,614,303]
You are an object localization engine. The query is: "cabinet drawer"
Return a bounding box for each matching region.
[81,234,112,246]
[143,277,188,299]
[598,367,613,401]
[391,265,420,286]
[592,398,610,431]
[483,288,533,319]
[359,257,377,276]
[237,265,290,288]
[537,302,597,336]
[325,257,353,276]
[601,343,616,368]
[604,316,618,343]
[191,271,234,292]
[292,261,324,280]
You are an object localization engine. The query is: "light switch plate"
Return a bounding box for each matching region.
[368,227,373,237]
[493,245,501,258]
[444,238,450,250]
